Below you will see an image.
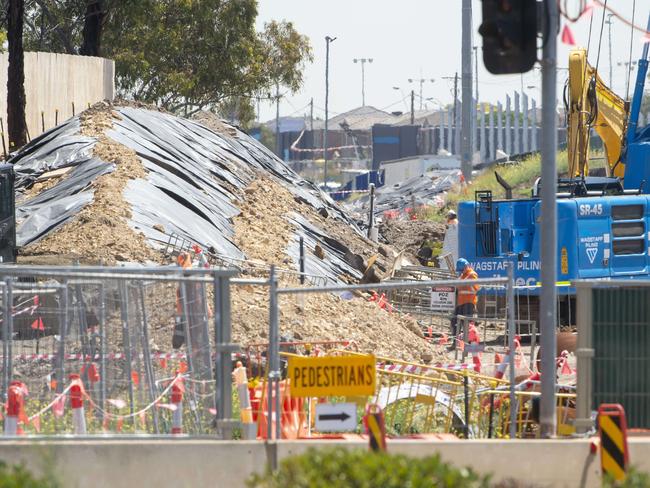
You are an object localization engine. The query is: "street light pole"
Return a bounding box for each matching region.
[461,0,473,182]
[408,77,435,110]
[324,35,336,188]
[606,14,614,87]
[619,61,638,99]
[473,45,479,101]
[353,58,373,106]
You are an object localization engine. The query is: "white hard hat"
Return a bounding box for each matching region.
[447,209,457,217]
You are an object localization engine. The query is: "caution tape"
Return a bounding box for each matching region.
[85,374,184,420]
[327,189,372,195]
[8,352,246,361]
[289,129,371,154]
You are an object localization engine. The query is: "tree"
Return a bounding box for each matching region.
[7,0,27,149]
[21,0,312,117]
[79,0,105,56]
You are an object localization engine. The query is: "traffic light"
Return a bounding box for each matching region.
[479,0,538,74]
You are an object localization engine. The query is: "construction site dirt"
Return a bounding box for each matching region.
[11,101,442,362]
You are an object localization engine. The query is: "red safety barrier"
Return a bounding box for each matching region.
[69,374,87,435]
[5,381,27,436]
[171,374,184,435]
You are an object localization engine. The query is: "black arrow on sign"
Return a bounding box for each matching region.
[318,412,351,422]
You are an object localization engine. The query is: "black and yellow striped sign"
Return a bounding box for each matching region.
[598,404,629,482]
[364,405,386,452]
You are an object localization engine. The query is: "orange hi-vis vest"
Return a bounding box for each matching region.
[457,267,480,306]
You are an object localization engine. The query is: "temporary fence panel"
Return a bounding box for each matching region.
[262,274,524,440]
[576,281,650,432]
[0,266,236,437]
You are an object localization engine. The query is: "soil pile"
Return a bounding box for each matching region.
[10,102,437,360]
[379,219,446,263]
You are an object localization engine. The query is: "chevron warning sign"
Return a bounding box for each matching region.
[598,404,629,482]
[364,404,386,452]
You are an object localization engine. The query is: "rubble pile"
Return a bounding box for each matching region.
[11,102,439,361]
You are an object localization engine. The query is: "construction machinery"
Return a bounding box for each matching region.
[458,14,650,324]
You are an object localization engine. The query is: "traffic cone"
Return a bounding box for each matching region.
[5,381,26,436]
[171,374,184,435]
[69,374,87,435]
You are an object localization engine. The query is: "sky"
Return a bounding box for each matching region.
[255,0,645,124]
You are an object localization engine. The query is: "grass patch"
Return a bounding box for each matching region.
[445,151,569,210]
[431,150,608,220]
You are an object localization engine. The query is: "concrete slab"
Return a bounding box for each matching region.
[0,437,646,487]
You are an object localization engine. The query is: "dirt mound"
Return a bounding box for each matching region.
[12,101,438,360]
[22,102,160,264]
[379,219,446,263]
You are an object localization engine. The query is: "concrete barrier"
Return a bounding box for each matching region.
[0,437,649,487]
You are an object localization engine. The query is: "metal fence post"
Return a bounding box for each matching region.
[268,266,280,441]
[55,280,69,395]
[214,274,234,440]
[138,283,160,434]
[575,282,594,434]
[118,280,136,425]
[2,279,12,398]
[2,280,8,401]
[99,283,107,417]
[507,265,516,439]
[299,237,305,285]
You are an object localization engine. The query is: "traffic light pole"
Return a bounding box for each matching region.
[461,0,473,182]
[540,0,559,438]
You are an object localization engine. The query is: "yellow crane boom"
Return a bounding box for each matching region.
[567,48,628,179]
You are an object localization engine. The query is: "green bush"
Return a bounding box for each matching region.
[0,461,58,488]
[603,468,650,488]
[247,447,490,488]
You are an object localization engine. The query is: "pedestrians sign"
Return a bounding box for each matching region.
[315,402,357,432]
[288,354,376,397]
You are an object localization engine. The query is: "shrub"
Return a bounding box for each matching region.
[603,468,650,488]
[247,447,490,488]
[0,461,58,488]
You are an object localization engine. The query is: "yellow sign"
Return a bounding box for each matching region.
[288,355,376,397]
[561,247,569,274]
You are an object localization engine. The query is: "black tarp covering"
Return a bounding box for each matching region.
[286,212,362,284]
[8,106,366,282]
[349,170,461,219]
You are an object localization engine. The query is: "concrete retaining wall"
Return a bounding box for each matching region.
[0,51,114,150]
[1,437,649,487]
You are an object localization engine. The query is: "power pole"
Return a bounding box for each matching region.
[453,72,459,123]
[408,77,434,111]
[540,0,559,439]
[606,14,614,87]
[410,90,415,125]
[274,82,281,158]
[309,97,314,132]
[473,45,479,101]
[324,35,336,187]
[461,0,473,182]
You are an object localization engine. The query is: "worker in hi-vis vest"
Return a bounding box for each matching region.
[449,258,480,350]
